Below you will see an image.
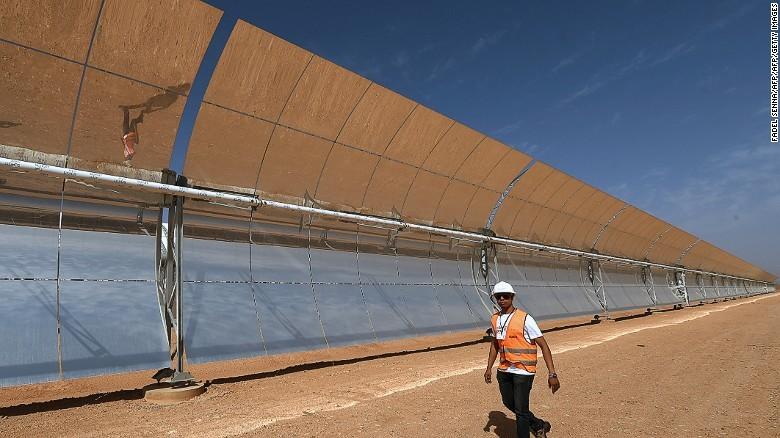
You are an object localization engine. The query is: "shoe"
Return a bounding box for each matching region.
[532,421,551,437]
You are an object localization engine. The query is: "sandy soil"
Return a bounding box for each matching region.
[1,293,778,437]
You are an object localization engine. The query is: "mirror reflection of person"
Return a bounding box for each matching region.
[120,107,143,160]
[484,281,560,437]
[118,83,190,161]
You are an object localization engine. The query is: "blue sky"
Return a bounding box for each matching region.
[201,0,778,276]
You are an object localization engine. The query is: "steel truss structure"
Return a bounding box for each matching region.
[1,157,774,382]
[153,171,194,384]
[641,266,658,308]
[1,157,768,284]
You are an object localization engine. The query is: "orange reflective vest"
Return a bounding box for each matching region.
[491,309,538,373]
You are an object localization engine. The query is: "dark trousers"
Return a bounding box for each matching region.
[496,370,546,437]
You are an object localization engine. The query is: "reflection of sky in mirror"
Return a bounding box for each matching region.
[0,281,59,387]
[59,282,168,379]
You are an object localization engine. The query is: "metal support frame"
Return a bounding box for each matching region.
[590,204,628,250]
[712,275,721,299]
[640,265,657,308]
[474,240,499,314]
[672,270,690,306]
[153,171,194,385]
[695,273,706,301]
[485,159,535,231]
[586,259,609,318]
[1,156,773,287]
[479,243,491,280]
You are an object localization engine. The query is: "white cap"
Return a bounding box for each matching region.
[492,281,515,295]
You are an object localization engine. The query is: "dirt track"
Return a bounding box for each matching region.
[1,293,778,437]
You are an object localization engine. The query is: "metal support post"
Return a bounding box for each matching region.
[712,275,721,300]
[641,266,657,309]
[154,171,176,382]
[587,259,609,319]
[170,176,193,385]
[152,171,194,386]
[696,273,706,302]
[475,241,498,314]
[672,270,690,306]
[596,261,609,318]
[154,207,173,354]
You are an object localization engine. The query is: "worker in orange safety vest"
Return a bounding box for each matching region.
[484,281,560,437]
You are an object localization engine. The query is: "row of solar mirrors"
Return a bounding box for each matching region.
[0,198,770,387]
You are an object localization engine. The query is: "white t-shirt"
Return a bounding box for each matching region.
[495,311,543,376]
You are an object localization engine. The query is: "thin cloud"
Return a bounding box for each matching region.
[559,81,605,107]
[695,74,719,90]
[509,141,543,156]
[424,29,510,83]
[607,182,631,201]
[557,49,645,106]
[640,167,670,181]
[618,49,649,75]
[493,119,524,136]
[418,42,438,54]
[471,29,509,54]
[705,2,758,33]
[552,52,584,73]
[629,143,780,274]
[427,56,456,81]
[524,143,542,155]
[710,143,780,167]
[650,42,695,67]
[393,50,410,67]
[557,43,695,108]
[753,106,769,117]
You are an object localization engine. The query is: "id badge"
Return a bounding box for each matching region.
[495,329,506,340]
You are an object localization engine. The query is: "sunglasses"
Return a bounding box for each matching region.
[494,293,514,300]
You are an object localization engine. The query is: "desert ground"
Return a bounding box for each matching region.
[1,292,778,437]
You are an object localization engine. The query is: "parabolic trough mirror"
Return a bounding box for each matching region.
[0,0,775,387]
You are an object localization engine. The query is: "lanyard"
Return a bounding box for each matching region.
[496,309,515,338]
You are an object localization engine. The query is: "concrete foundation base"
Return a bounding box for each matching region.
[144,383,206,404]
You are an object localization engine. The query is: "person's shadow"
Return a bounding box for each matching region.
[484,410,517,438]
[120,83,191,114]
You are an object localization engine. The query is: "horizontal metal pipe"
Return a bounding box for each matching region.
[0,157,260,206]
[0,156,772,285]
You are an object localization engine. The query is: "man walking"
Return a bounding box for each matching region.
[484,281,560,437]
